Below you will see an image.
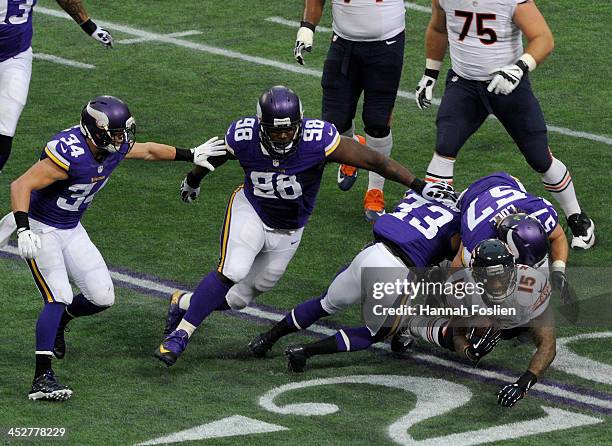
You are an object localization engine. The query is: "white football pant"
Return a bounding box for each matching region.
[0,47,32,137]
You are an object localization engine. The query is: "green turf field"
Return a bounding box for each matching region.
[0,1,610,444]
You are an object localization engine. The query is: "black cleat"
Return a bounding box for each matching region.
[390,327,415,353]
[28,370,73,402]
[248,331,276,358]
[53,326,69,360]
[567,212,595,249]
[285,345,308,373]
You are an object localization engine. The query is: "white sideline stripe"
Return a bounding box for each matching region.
[405,1,431,13]
[33,53,95,69]
[116,30,203,45]
[265,17,332,33]
[36,6,612,146]
[1,242,610,412]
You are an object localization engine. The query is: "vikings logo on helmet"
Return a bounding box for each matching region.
[256,86,303,159]
[80,96,136,154]
[497,213,549,268]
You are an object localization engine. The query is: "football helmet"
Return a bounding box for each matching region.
[80,95,136,154]
[470,239,517,304]
[497,213,549,267]
[256,86,303,159]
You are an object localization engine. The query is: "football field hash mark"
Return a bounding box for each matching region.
[33,53,95,69]
[116,30,203,45]
[36,6,612,147]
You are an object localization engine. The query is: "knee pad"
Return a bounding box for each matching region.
[225,284,258,310]
[253,268,284,293]
[88,283,115,307]
[364,126,391,139]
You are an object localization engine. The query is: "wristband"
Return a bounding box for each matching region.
[411,178,426,194]
[13,211,30,231]
[552,260,566,274]
[300,21,316,32]
[518,53,537,72]
[174,147,194,162]
[424,68,440,80]
[517,370,538,391]
[186,171,204,188]
[80,18,97,36]
[426,58,443,71]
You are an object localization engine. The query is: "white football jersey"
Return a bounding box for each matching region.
[331,0,406,41]
[439,0,525,80]
[445,265,551,329]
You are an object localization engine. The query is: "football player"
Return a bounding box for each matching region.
[247,188,460,372]
[6,95,225,401]
[294,0,406,222]
[154,85,456,367]
[0,0,112,173]
[395,239,556,407]
[415,0,594,249]
[453,172,571,302]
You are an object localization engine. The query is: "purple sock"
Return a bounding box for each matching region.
[286,294,329,330]
[35,303,66,353]
[334,326,377,352]
[184,271,232,327]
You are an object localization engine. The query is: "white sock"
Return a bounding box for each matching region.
[408,316,450,347]
[541,157,581,217]
[178,292,192,311]
[366,131,393,191]
[177,319,197,338]
[426,152,455,184]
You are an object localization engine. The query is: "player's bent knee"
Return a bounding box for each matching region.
[364,126,391,139]
[226,285,258,310]
[89,284,115,307]
[522,145,553,173]
[253,269,284,293]
[219,266,247,285]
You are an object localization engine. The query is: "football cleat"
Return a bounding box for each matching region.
[390,327,416,353]
[248,331,277,358]
[28,370,73,401]
[567,213,595,250]
[163,291,188,337]
[364,189,385,223]
[285,345,308,372]
[53,326,69,360]
[155,329,189,367]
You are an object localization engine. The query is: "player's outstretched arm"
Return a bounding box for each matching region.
[56,0,113,47]
[328,136,457,207]
[126,137,226,169]
[294,0,325,65]
[10,159,69,259]
[498,308,555,407]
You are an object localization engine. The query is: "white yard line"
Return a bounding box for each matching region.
[116,30,203,45]
[265,17,332,33]
[33,53,95,69]
[405,1,431,13]
[36,6,612,146]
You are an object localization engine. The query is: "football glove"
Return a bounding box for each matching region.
[415,72,438,109]
[80,19,113,48]
[180,177,201,204]
[464,327,501,366]
[17,228,41,260]
[421,182,458,209]
[498,370,537,407]
[294,23,314,65]
[551,270,572,304]
[192,137,227,171]
[487,64,525,95]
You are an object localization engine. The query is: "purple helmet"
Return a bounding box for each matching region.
[256,86,303,159]
[80,96,136,154]
[497,213,549,267]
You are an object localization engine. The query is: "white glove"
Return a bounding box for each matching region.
[192,137,227,171]
[17,228,41,260]
[422,182,458,209]
[415,74,437,109]
[294,25,314,65]
[487,65,524,95]
[92,26,113,47]
[180,178,201,204]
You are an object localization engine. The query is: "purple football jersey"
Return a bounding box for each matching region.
[459,172,559,253]
[0,0,37,62]
[225,117,340,229]
[29,126,126,229]
[373,190,460,267]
